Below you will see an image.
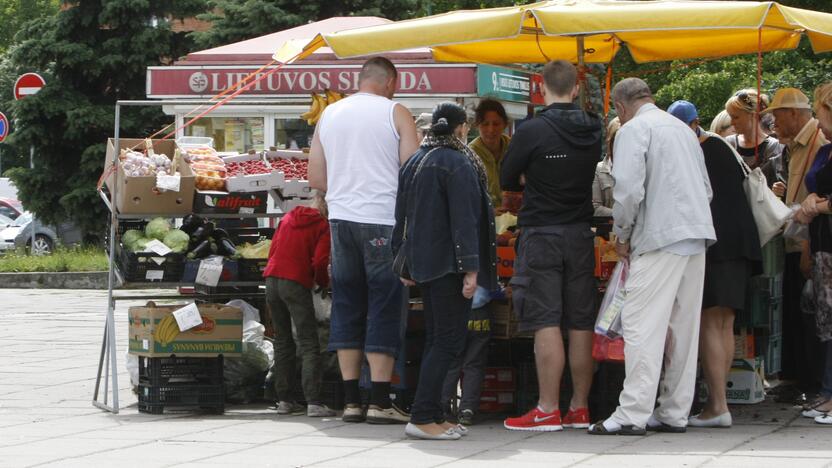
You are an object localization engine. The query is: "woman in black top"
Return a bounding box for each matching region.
[724,89,786,195]
[795,82,832,423]
[668,101,762,429]
[393,102,497,440]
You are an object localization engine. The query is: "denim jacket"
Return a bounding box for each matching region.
[393,145,497,290]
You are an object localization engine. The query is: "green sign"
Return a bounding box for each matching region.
[477,65,532,103]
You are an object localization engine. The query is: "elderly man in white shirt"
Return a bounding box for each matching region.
[588,78,716,435]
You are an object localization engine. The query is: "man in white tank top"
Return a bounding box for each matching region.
[308,57,419,424]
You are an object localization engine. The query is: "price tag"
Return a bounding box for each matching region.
[142,339,149,350]
[195,258,223,286]
[239,207,255,214]
[156,173,182,192]
[145,270,164,281]
[150,257,166,266]
[172,303,203,332]
[144,239,172,256]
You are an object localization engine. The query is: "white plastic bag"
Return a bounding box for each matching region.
[595,259,628,338]
[226,299,261,323]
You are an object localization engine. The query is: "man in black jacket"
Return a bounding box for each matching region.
[501,60,603,432]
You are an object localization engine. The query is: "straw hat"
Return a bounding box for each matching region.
[763,88,812,113]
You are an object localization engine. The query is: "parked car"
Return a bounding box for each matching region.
[0,212,83,255]
[0,198,23,220]
[0,214,13,229]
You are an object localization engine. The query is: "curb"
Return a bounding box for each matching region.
[0,271,109,289]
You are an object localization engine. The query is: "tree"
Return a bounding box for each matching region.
[193,0,420,49]
[0,0,59,54]
[3,0,205,236]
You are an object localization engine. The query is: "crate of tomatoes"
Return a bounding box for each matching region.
[223,152,284,193]
[265,149,312,198]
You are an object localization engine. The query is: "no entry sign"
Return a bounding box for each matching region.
[0,112,8,143]
[14,73,46,100]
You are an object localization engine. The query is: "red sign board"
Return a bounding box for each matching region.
[14,73,46,100]
[530,74,545,106]
[0,112,8,143]
[147,65,477,98]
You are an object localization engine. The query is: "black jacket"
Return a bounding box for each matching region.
[392,145,497,290]
[500,103,603,227]
[700,134,762,264]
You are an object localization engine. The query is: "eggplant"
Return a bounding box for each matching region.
[187,238,212,259]
[210,228,230,241]
[218,238,237,257]
[190,221,215,245]
[180,214,204,235]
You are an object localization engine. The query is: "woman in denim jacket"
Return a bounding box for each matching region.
[393,102,497,440]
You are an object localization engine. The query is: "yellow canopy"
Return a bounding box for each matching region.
[274,0,832,65]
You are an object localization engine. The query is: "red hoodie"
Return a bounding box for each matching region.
[263,206,330,289]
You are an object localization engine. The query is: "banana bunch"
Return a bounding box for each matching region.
[300,89,347,125]
[153,314,181,346]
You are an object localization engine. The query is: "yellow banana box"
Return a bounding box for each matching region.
[128,302,243,357]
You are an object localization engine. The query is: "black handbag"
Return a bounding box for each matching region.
[392,148,439,280]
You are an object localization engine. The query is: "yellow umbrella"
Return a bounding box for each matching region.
[274,0,832,65]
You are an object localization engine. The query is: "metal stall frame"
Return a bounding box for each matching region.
[93,100,290,414]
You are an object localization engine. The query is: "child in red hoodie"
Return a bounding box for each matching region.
[264,191,334,417]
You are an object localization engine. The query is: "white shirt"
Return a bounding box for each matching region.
[318,93,401,226]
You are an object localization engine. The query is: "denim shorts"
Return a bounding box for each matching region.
[328,219,404,356]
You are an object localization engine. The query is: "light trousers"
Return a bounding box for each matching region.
[610,250,706,428]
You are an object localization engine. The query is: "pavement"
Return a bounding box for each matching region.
[0,288,830,468]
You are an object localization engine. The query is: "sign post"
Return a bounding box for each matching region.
[14,73,45,254]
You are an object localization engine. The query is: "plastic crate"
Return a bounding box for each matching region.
[755,333,783,375]
[181,259,239,283]
[115,244,186,282]
[238,258,269,281]
[138,382,225,414]
[138,355,224,387]
[761,236,785,277]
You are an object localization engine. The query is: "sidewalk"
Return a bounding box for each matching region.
[0,289,830,468]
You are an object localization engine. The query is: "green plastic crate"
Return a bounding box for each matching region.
[754,333,783,374]
[761,236,785,276]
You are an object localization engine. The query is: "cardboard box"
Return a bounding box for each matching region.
[726,357,765,404]
[103,138,196,215]
[223,153,285,193]
[479,390,515,413]
[482,367,516,391]
[193,189,268,215]
[733,328,755,359]
[128,302,243,357]
[496,246,515,278]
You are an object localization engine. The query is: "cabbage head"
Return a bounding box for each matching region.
[122,230,143,250]
[162,229,190,253]
[145,217,171,241]
[133,237,151,252]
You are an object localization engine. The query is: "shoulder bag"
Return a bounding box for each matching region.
[392,148,440,280]
[725,135,793,246]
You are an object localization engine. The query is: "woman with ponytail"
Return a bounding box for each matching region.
[392,101,497,440]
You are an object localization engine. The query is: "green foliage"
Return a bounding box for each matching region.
[0,246,108,272]
[2,0,205,236]
[0,0,59,54]
[193,0,419,48]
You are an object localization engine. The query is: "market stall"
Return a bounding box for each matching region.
[147,16,542,153]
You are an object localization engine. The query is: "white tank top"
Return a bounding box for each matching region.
[318,92,401,226]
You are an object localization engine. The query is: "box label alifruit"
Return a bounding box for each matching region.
[128,302,243,357]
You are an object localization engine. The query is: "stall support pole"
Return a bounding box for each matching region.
[577,36,588,110]
[93,103,121,414]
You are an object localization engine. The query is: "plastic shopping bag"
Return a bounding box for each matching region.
[595,259,628,338]
[592,334,625,363]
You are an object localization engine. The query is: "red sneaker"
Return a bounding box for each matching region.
[503,406,563,432]
[563,407,590,429]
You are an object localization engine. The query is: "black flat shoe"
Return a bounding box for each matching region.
[588,420,646,436]
[646,422,687,433]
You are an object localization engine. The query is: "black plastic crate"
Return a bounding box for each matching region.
[115,243,186,282]
[138,355,224,387]
[238,258,269,281]
[138,382,225,414]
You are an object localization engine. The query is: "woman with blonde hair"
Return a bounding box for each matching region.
[795,82,832,425]
[592,117,619,217]
[724,88,786,195]
[709,110,735,138]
